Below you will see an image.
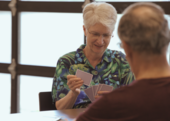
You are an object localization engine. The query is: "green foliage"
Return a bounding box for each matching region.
[94,76,101,84]
[52,88,57,98]
[111,63,118,73]
[115,58,120,65]
[59,93,66,99]
[121,68,130,75]
[121,63,129,68]
[97,63,105,69]
[102,61,113,74]
[56,62,65,77]
[121,73,128,78]
[109,78,116,83]
[90,81,96,86]
[57,68,62,77]
[118,69,121,81]
[63,71,69,78]
[67,52,76,59]
[102,70,111,79]
[109,79,118,88]
[124,71,134,85]
[91,70,98,75]
[69,64,89,74]
[64,55,72,64]
[56,64,60,72]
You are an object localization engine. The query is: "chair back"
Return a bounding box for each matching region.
[39,91,56,111]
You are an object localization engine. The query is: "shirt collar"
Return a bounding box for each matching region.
[75,44,87,64]
[102,49,112,63]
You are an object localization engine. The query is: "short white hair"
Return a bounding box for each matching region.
[83,2,117,32]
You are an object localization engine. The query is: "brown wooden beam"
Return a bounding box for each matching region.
[17,65,55,77]
[0,1,10,10]
[0,63,10,73]
[0,1,163,14]
[17,2,84,13]
[1,1,170,14]
[11,76,18,113]
[11,7,19,113]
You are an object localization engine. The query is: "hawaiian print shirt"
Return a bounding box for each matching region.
[52,44,134,109]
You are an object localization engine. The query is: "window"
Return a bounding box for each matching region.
[0,0,170,113]
[19,75,53,113]
[19,12,83,67]
[0,73,11,114]
[0,11,11,63]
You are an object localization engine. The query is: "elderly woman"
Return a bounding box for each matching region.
[52,2,134,110]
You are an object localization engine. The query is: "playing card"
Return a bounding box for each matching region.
[91,85,94,98]
[84,87,95,102]
[96,84,103,95]
[100,84,113,91]
[75,69,93,86]
[93,85,99,97]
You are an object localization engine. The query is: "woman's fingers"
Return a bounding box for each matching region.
[67,76,81,85]
[67,78,83,86]
[94,91,110,100]
[69,80,83,89]
[67,75,76,80]
[69,77,82,83]
[67,75,83,91]
[70,83,83,91]
[97,91,110,95]
[95,95,100,99]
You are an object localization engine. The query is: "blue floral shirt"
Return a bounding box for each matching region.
[52,44,134,108]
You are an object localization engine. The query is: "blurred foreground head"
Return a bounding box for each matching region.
[118,2,170,55]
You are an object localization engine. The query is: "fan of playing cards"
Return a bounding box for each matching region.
[76,69,113,102]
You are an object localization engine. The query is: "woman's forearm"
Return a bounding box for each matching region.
[55,90,79,110]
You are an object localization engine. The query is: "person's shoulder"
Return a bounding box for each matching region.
[105,80,145,102]
[88,84,136,113]
[56,51,76,66]
[107,49,125,59]
[59,51,76,60]
[59,44,85,60]
[106,49,126,64]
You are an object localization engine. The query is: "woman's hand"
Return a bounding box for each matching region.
[56,75,83,110]
[94,91,110,99]
[67,75,84,95]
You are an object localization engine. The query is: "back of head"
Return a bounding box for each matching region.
[118,2,170,54]
[83,2,117,32]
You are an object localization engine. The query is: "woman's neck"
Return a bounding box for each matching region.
[83,47,103,68]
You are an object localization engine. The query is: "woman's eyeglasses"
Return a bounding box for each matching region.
[87,29,113,40]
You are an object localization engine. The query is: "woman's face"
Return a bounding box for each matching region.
[83,23,112,55]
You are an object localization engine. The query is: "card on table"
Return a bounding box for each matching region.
[75,69,93,86]
[84,87,95,102]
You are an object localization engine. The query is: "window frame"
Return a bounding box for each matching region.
[0,0,170,113]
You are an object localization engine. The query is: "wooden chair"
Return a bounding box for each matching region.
[39,91,56,111]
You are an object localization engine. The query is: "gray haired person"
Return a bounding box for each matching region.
[52,2,134,110]
[76,2,170,121]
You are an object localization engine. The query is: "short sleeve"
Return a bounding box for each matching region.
[118,52,134,85]
[51,58,70,103]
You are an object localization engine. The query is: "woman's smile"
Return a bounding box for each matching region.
[94,44,104,48]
